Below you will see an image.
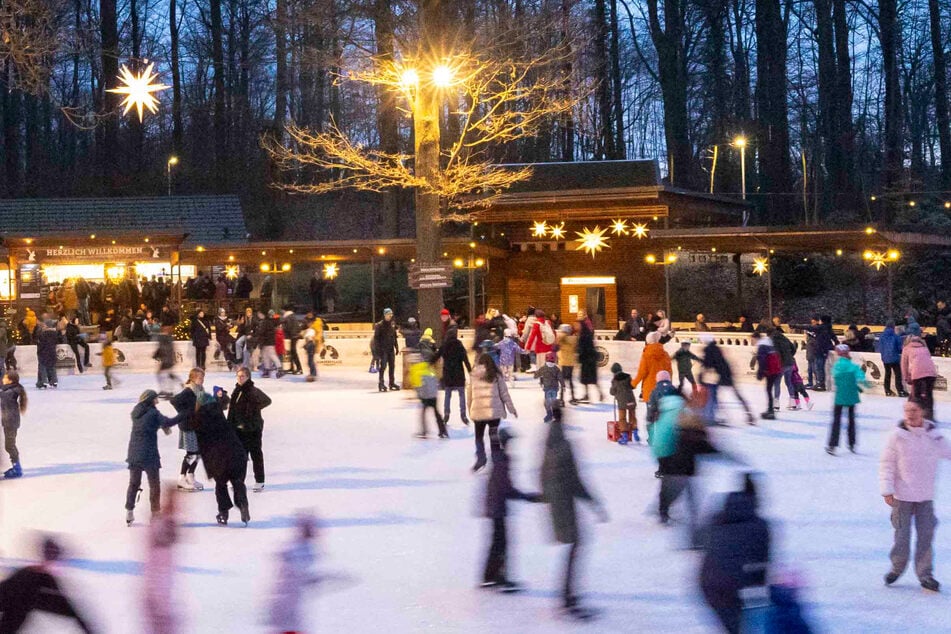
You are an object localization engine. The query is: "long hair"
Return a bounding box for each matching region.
[187,367,205,385]
[5,371,26,413]
[476,353,498,383]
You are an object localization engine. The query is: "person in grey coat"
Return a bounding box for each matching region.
[125,390,184,526]
[540,406,608,619]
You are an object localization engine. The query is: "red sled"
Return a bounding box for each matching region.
[607,420,620,442]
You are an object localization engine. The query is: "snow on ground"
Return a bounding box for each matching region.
[0,366,949,633]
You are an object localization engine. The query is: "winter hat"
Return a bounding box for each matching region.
[559,324,573,334]
[545,351,557,363]
[139,389,159,403]
[407,317,417,325]
[503,328,514,337]
[700,333,714,344]
[681,340,691,347]
[656,370,671,383]
[646,332,661,344]
[383,308,393,316]
[906,322,922,337]
[498,427,515,447]
[440,308,450,317]
[422,328,433,339]
[610,362,623,374]
[835,344,851,356]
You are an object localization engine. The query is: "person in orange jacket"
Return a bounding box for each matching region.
[632,331,673,411]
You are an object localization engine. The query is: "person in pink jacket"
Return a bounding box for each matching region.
[524,309,554,368]
[879,399,951,592]
[900,324,938,420]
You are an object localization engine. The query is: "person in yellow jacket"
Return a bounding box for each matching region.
[100,336,118,390]
[556,324,578,404]
[303,312,325,383]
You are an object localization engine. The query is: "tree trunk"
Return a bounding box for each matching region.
[129,0,144,173]
[170,0,183,156]
[929,0,951,188]
[593,0,616,159]
[100,0,119,187]
[210,0,227,191]
[609,0,625,158]
[274,0,288,133]
[3,62,20,197]
[879,0,902,195]
[374,0,400,237]
[561,0,575,161]
[754,0,791,222]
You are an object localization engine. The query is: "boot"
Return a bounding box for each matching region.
[632,429,641,444]
[177,474,196,492]
[126,509,134,527]
[617,432,629,445]
[253,481,265,492]
[4,462,22,479]
[186,472,204,491]
[238,503,251,526]
[898,390,909,398]
[216,512,228,526]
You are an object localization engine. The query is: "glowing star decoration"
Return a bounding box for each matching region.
[752,257,769,275]
[610,218,629,236]
[108,62,170,122]
[632,223,649,239]
[575,226,610,258]
[323,262,339,280]
[549,222,566,240]
[531,221,549,238]
[864,251,889,270]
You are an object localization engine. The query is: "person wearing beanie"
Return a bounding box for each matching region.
[402,317,421,350]
[827,344,872,455]
[439,308,456,343]
[556,323,578,403]
[632,331,673,409]
[646,370,679,444]
[481,428,542,592]
[879,320,907,397]
[534,351,564,423]
[672,341,701,394]
[1,371,27,479]
[901,322,937,419]
[610,362,639,444]
[419,327,437,363]
[126,389,184,526]
[373,308,400,392]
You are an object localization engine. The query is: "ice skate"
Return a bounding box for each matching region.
[4,462,22,479]
[825,446,836,456]
[126,510,134,527]
[561,604,599,621]
[496,580,523,593]
[389,384,401,391]
[472,455,488,473]
[253,481,265,492]
[186,473,204,491]
[216,513,228,526]
[787,402,800,410]
[632,429,641,444]
[617,432,629,445]
[884,571,900,586]
[805,399,814,410]
[921,577,940,592]
[238,503,250,526]
[177,474,197,492]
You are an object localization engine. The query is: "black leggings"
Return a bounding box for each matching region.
[69,341,90,371]
[483,517,508,583]
[180,452,199,475]
[195,346,207,369]
[126,466,160,512]
[474,418,501,460]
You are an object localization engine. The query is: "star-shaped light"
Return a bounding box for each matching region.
[864,251,888,270]
[632,223,649,239]
[531,221,549,238]
[575,226,610,258]
[108,62,169,122]
[752,257,769,275]
[610,219,629,236]
[549,222,566,240]
[323,262,339,279]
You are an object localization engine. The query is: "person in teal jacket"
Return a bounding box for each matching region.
[827,344,872,455]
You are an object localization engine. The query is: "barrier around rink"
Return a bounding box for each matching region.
[8,330,951,402]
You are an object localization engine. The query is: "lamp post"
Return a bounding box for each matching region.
[646,251,678,320]
[454,247,485,327]
[733,136,747,225]
[167,155,179,196]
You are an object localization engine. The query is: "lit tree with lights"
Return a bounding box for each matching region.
[264,2,577,330]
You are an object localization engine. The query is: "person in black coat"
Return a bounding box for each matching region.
[226,367,272,491]
[402,317,421,349]
[699,474,770,634]
[0,538,95,633]
[65,317,90,373]
[372,308,400,392]
[435,326,471,424]
[482,429,541,591]
[185,386,250,526]
[190,310,211,369]
[235,273,253,299]
[35,324,58,389]
[700,336,754,424]
[214,308,236,370]
[125,390,184,525]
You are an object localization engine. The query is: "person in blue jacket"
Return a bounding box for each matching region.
[878,321,908,397]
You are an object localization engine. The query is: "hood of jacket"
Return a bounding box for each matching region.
[131,400,154,420]
[715,491,757,524]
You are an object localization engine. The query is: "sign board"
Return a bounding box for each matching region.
[408,260,454,289]
[18,264,41,299]
[14,245,167,263]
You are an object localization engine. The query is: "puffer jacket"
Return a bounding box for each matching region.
[900,337,936,382]
[650,394,684,459]
[467,364,515,421]
[557,333,578,366]
[880,421,951,502]
[0,382,27,430]
[632,342,673,402]
[127,400,183,470]
[878,327,902,365]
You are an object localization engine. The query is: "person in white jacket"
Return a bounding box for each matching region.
[879,399,951,592]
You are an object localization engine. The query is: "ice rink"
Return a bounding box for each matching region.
[0,366,949,632]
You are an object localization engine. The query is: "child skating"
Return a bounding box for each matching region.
[787,360,813,410]
[0,371,27,479]
[609,362,639,445]
[100,337,118,390]
[827,344,871,455]
[672,341,701,394]
[534,352,564,422]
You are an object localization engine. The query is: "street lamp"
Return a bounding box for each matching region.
[167,156,179,196]
[454,247,486,326]
[645,250,677,319]
[733,136,748,225]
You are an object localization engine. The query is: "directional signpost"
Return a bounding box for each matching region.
[408,261,453,289]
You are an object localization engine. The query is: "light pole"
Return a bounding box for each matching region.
[733,136,747,225]
[646,251,678,320]
[454,246,485,327]
[167,155,179,196]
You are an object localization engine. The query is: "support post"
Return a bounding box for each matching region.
[664,249,671,320]
[370,254,377,322]
[887,265,894,319]
[468,253,475,327]
[766,251,773,322]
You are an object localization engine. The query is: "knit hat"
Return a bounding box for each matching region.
[646,331,661,344]
[383,308,393,316]
[440,308,450,316]
[139,389,159,403]
[906,322,922,337]
[835,344,851,356]
[545,351,557,363]
[700,333,714,344]
[407,317,417,325]
[422,327,433,339]
[656,370,671,383]
[610,362,623,374]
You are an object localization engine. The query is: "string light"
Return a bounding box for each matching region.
[610,219,629,236]
[549,222,566,240]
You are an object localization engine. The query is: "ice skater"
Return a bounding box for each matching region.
[100,336,118,390]
[143,485,181,634]
[672,341,701,393]
[226,366,272,492]
[534,351,563,422]
[268,511,322,633]
[0,371,27,479]
[609,362,638,444]
[556,324,577,402]
[153,333,181,399]
[409,356,447,439]
[468,351,517,472]
[170,369,206,492]
[880,399,951,592]
[827,345,871,455]
[125,390,183,526]
[540,406,608,619]
[481,428,541,592]
[0,537,96,632]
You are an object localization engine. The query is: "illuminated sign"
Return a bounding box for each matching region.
[560,276,616,286]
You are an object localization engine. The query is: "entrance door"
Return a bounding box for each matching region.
[586,287,606,329]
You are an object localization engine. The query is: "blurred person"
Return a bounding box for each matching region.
[436,326,470,425]
[497,329,520,385]
[803,317,818,388]
[880,399,951,592]
[153,334,180,399]
[125,390,183,526]
[771,327,798,408]
[556,324,578,402]
[534,351,564,423]
[632,331,673,411]
[34,323,58,389]
[481,428,541,592]
[524,309,555,368]
[99,336,117,390]
[268,512,321,634]
[540,406,608,620]
[373,308,400,392]
[303,322,320,383]
[787,360,813,411]
[755,332,781,420]
[1,371,27,479]
[65,316,91,373]
[257,310,282,378]
[402,317,421,350]
[699,473,770,634]
[878,320,907,397]
[646,370,678,444]
[765,571,814,633]
[170,369,206,492]
[672,340,701,393]
[576,311,603,402]
[827,345,872,456]
[226,366,272,492]
[409,355,447,439]
[190,309,211,370]
[214,308,236,370]
[0,537,95,632]
[901,321,937,420]
[468,351,517,472]
[700,335,754,425]
[609,362,638,444]
[418,328,437,363]
[282,308,303,375]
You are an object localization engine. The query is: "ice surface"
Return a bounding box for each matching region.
[0,368,948,632]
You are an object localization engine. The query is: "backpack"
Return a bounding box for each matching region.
[540,321,555,345]
[765,350,782,377]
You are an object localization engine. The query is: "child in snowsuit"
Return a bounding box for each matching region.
[125,390,183,526]
[556,324,578,403]
[497,329,520,384]
[534,351,564,422]
[827,344,871,455]
[672,341,701,393]
[788,361,813,411]
[0,371,27,479]
[100,336,117,390]
[410,359,447,438]
[609,362,639,444]
[482,428,541,591]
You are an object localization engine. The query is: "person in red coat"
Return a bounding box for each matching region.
[525,309,554,368]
